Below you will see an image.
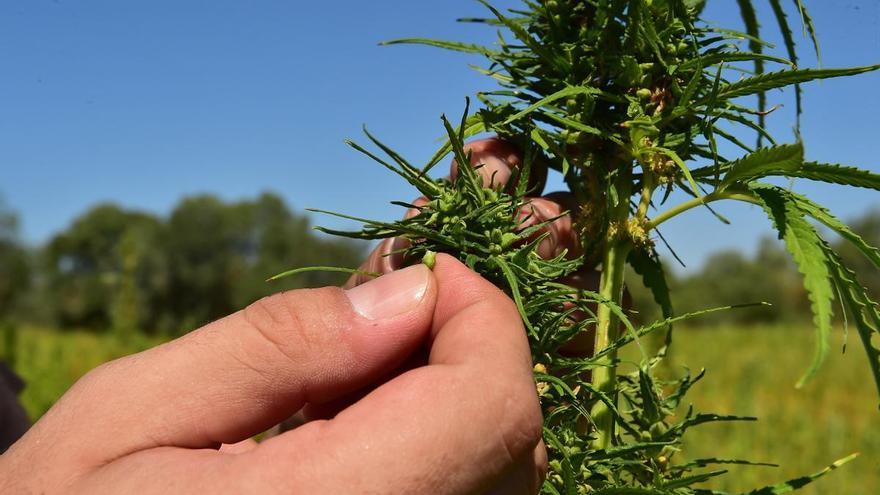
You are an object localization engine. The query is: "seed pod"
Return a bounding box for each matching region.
[422,250,436,270]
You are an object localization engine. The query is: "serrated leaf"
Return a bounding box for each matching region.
[380,38,499,57]
[267,265,379,282]
[792,0,821,61]
[657,147,702,198]
[718,144,803,189]
[661,469,728,489]
[595,303,770,360]
[735,0,766,146]
[678,51,792,71]
[503,85,612,125]
[673,457,778,471]
[827,251,880,403]
[787,161,880,190]
[540,111,604,136]
[628,248,674,321]
[628,248,674,353]
[477,0,569,72]
[772,187,880,269]
[716,65,880,101]
[590,489,671,495]
[768,0,802,126]
[751,186,834,387]
[663,412,757,439]
[638,368,662,423]
[740,453,859,495]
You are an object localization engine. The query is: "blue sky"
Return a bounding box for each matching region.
[1,0,878,271]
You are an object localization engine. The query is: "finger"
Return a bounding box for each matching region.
[22,264,438,472]
[517,194,581,259]
[301,346,430,422]
[487,440,548,495]
[219,439,258,454]
[246,254,543,494]
[344,197,428,289]
[343,236,409,289]
[450,137,547,194]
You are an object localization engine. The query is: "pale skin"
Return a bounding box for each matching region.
[0,139,593,494]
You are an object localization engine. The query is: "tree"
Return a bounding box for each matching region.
[0,205,31,320]
[44,204,165,330]
[162,193,363,333]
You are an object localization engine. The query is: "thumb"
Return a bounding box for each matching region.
[23,264,437,469]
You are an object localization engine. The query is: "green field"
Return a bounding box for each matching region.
[638,325,879,494]
[3,324,877,493]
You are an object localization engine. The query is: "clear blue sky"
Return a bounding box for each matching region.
[1,0,878,271]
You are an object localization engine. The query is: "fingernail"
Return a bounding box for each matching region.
[345,264,430,320]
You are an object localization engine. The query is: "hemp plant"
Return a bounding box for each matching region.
[279,1,880,492]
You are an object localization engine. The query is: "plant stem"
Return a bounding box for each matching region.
[646,191,760,229]
[636,172,656,221]
[589,170,632,450]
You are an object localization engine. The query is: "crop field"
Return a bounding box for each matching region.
[623,325,879,494]
[3,324,877,493]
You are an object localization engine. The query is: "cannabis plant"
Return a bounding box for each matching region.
[280,1,880,492]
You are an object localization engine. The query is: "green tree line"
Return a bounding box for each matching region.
[0,192,363,336]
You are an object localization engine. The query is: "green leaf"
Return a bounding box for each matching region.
[628,248,674,353]
[628,248,673,321]
[786,161,880,190]
[655,147,700,197]
[827,251,880,403]
[594,303,770,360]
[539,111,604,137]
[588,441,675,460]
[663,412,757,439]
[673,457,778,471]
[718,143,804,189]
[677,51,792,71]
[751,186,835,387]
[638,368,662,423]
[590,489,671,495]
[792,0,821,62]
[716,65,880,101]
[503,85,613,125]
[477,0,569,72]
[776,189,880,269]
[735,0,766,146]
[379,38,498,57]
[423,114,487,174]
[740,453,858,494]
[768,0,802,125]
[267,266,379,282]
[661,469,728,489]
[752,186,880,397]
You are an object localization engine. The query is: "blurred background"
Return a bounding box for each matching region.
[0,0,878,492]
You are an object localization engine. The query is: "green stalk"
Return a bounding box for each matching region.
[589,170,632,450]
[646,191,760,229]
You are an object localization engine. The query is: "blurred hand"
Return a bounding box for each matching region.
[348,137,604,355]
[0,255,545,494]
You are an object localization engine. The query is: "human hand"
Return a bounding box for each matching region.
[0,255,545,494]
